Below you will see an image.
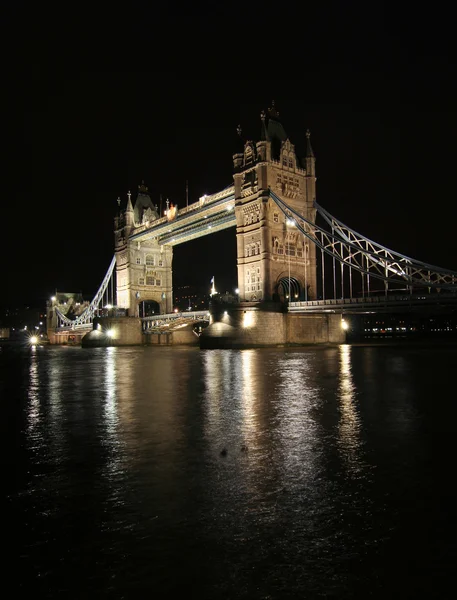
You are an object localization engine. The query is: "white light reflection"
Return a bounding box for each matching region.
[101,348,121,471]
[337,345,364,475]
[202,350,239,446]
[276,353,321,483]
[104,347,117,421]
[49,361,63,424]
[27,346,40,433]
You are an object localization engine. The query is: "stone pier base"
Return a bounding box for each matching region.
[200,303,345,348]
[82,317,143,347]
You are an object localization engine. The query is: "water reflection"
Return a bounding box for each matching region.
[337,344,364,475]
[275,351,322,487]
[8,344,455,599]
[27,347,41,440]
[240,350,258,443]
[101,348,122,476]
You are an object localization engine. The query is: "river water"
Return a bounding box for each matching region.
[3,343,456,598]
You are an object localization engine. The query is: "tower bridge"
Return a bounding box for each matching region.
[47,104,457,347]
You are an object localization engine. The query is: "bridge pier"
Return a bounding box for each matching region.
[200,303,346,348]
[82,317,143,347]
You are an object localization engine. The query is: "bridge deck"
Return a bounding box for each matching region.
[289,294,457,313]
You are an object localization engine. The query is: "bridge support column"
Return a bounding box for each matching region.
[200,304,345,348]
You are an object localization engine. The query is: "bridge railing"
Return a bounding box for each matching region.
[289,293,457,312]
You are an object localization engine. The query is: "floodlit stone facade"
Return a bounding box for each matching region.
[115,184,173,316]
[234,103,317,303]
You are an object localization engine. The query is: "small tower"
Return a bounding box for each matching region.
[115,184,173,315]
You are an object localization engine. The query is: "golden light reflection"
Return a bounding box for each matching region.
[49,361,62,422]
[202,350,237,437]
[337,344,364,474]
[240,350,258,442]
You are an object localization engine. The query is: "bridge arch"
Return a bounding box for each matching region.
[276,276,303,302]
[139,299,161,317]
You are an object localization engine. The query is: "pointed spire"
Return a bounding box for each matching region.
[138,180,148,193]
[306,129,315,158]
[268,100,280,119]
[235,123,244,153]
[260,109,269,141]
[126,190,133,212]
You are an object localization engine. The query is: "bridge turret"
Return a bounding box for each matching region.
[304,129,317,225]
[125,190,134,229]
[234,103,318,302]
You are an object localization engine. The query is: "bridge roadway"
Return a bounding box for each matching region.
[130,186,235,246]
[288,293,457,313]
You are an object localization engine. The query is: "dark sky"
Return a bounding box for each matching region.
[6,6,457,309]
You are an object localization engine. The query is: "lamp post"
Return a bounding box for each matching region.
[286,217,295,305]
[288,248,291,305]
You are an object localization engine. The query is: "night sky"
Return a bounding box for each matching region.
[7,7,457,309]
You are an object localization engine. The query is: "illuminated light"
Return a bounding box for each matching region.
[174,308,178,313]
[341,319,349,330]
[106,329,115,338]
[29,335,38,345]
[224,311,228,316]
[243,311,254,328]
[105,304,112,310]
[235,288,239,294]
[51,296,56,302]
[208,225,212,229]
[226,205,233,211]
[39,321,43,325]
[286,218,295,227]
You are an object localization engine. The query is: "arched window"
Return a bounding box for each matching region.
[146,255,154,266]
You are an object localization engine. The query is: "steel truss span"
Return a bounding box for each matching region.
[269,190,457,292]
[55,256,116,328]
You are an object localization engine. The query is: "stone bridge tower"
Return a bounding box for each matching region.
[114,183,173,316]
[233,104,317,302]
